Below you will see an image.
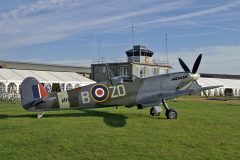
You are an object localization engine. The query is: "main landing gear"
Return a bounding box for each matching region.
[150,99,178,119]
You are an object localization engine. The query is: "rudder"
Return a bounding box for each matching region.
[20,77,48,111]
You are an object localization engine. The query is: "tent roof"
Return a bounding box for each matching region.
[0,68,95,84]
[198,77,240,89]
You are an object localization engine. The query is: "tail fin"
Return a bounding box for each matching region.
[20,77,48,111]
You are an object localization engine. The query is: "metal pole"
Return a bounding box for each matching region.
[98,40,101,63]
[93,32,95,57]
[132,24,134,47]
[132,24,135,59]
[165,33,169,63]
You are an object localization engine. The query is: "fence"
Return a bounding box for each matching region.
[0,93,20,103]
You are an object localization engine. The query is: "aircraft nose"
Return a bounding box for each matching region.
[191,73,200,80]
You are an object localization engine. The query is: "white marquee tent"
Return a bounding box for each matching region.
[0,68,95,94]
[0,68,239,97]
[197,77,240,96]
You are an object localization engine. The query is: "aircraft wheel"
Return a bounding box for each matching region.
[37,112,45,119]
[165,109,178,119]
[37,114,43,119]
[150,107,160,116]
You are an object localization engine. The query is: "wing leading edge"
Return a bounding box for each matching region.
[139,85,223,106]
[162,85,223,100]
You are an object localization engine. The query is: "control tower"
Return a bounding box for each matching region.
[91,45,171,82]
[126,45,153,64]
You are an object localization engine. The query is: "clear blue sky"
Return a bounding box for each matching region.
[0,0,239,74]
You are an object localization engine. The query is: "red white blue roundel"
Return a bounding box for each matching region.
[91,84,109,102]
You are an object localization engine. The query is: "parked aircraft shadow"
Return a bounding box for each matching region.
[0,110,128,128]
[126,112,168,120]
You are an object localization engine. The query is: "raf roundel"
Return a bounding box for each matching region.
[91,84,109,102]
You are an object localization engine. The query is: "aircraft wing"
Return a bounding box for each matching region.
[138,85,222,106]
[161,85,223,100]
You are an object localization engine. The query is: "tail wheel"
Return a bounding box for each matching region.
[165,109,178,119]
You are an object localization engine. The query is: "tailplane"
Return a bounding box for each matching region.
[20,77,48,111]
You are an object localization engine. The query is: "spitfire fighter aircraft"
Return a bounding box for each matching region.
[20,54,222,119]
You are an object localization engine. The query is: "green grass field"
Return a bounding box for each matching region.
[0,97,239,160]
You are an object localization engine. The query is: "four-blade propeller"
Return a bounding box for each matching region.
[178,54,208,97]
[178,54,202,74]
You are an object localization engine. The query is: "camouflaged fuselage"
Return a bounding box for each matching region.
[31,72,194,111]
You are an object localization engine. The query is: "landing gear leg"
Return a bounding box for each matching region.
[37,112,45,118]
[162,99,178,119]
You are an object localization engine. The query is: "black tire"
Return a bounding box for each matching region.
[150,107,154,116]
[165,109,178,119]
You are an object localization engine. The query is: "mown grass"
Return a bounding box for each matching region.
[0,97,239,160]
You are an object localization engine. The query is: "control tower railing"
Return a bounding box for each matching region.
[92,57,169,65]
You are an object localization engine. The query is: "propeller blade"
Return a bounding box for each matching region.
[192,54,202,74]
[178,58,190,72]
[203,91,209,98]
